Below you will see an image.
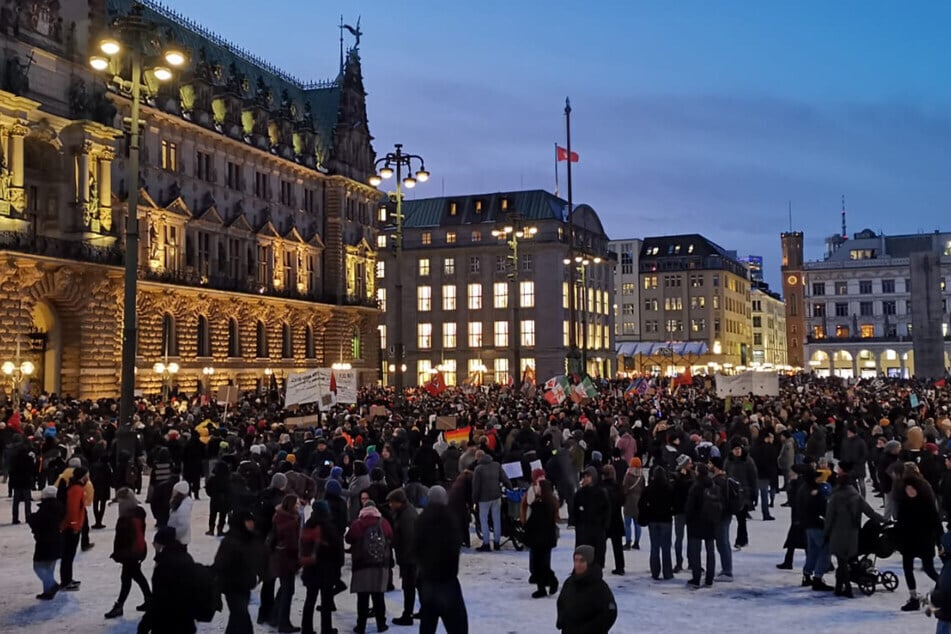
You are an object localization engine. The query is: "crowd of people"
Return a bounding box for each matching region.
[3,374,951,633]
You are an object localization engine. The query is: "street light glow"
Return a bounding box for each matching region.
[379,166,394,179]
[89,55,109,71]
[152,66,172,81]
[99,36,121,55]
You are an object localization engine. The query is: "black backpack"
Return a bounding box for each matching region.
[699,483,724,525]
[190,562,222,622]
[726,477,745,515]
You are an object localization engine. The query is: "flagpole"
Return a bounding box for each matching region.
[565,97,582,377]
[554,142,560,197]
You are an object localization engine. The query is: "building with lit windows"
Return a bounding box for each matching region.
[0,0,381,399]
[376,190,613,386]
[618,234,751,373]
[798,229,951,378]
[751,282,787,367]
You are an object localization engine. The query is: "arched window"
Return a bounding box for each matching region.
[161,313,178,356]
[350,326,361,360]
[228,318,241,357]
[304,325,316,359]
[196,315,210,357]
[281,323,293,358]
[256,321,268,358]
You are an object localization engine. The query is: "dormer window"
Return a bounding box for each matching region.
[475,200,483,213]
[501,198,508,211]
[449,201,458,216]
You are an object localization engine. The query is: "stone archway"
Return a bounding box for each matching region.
[30,299,62,396]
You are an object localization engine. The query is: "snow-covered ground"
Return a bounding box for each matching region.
[0,486,939,633]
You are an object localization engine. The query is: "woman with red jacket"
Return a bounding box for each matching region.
[59,467,88,591]
[346,501,393,634]
[105,488,151,619]
[269,494,302,633]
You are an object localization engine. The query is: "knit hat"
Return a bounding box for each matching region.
[68,457,82,468]
[629,457,642,469]
[153,526,177,546]
[884,439,901,454]
[531,468,546,483]
[172,480,190,496]
[676,454,692,470]
[925,442,939,455]
[271,473,288,491]
[574,545,595,566]
[312,500,331,520]
[710,456,724,470]
[591,450,603,464]
[330,466,343,480]
[41,485,58,499]
[325,479,342,497]
[386,488,408,505]
[428,485,448,505]
[583,465,599,481]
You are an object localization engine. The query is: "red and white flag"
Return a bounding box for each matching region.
[556,145,579,162]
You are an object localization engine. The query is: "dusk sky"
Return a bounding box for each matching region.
[163,0,951,291]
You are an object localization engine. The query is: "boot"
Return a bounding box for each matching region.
[811,577,834,592]
[548,576,559,596]
[802,574,812,587]
[901,597,920,611]
[104,603,123,619]
[632,540,640,550]
[392,614,414,626]
[531,587,547,598]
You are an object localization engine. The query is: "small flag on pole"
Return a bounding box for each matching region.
[556,145,579,162]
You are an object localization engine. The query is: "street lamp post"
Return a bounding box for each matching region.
[152,359,179,402]
[201,366,214,394]
[492,215,536,386]
[369,144,429,394]
[2,339,34,412]
[564,255,602,375]
[89,3,187,426]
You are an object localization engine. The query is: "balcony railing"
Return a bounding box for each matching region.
[0,231,124,265]
[142,267,329,303]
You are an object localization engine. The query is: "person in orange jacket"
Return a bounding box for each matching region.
[60,467,89,591]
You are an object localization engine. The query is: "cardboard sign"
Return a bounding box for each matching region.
[369,405,390,419]
[217,385,240,406]
[435,416,458,431]
[284,414,319,428]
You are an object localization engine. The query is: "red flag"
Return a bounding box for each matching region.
[329,370,338,395]
[936,378,947,389]
[556,145,579,162]
[673,367,693,387]
[424,372,447,396]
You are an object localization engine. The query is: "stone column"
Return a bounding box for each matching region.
[8,123,27,212]
[98,148,114,232]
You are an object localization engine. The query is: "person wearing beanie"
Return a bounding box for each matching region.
[622,458,646,550]
[59,466,90,591]
[387,487,420,625]
[167,479,194,550]
[55,457,95,552]
[28,484,65,599]
[725,440,758,550]
[556,545,617,634]
[255,469,293,625]
[572,464,610,570]
[139,524,196,634]
[346,496,393,633]
[270,495,303,632]
[414,484,468,632]
[271,472,288,491]
[104,488,151,619]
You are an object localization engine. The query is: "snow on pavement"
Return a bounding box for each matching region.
[0,488,937,633]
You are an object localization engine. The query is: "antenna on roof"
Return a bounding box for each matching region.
[841,194,847,240]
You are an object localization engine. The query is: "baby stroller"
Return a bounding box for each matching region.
[475,487,527,551]
[850,519,900,596]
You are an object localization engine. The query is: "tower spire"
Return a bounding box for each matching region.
[841,194,847,240]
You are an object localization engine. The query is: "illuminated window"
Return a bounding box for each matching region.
[691,318,706,333]
[421,232,432,245]
[446,231,457,244]
[471,230,482,242]
[449,201,458,216]
[519,281,534,308]
[468,322,483,347]
[493,282,508,309]
[443,322,457,348]
[444,257,455,275]
[494,358,510,385]
[418,258,430,276]
[417,286,432,312]
[442,285,457,310]
[643,275,658,290]
[468,283,482,310]
[376,288,386,312]
[563,282,569,309]
[161,139,177,171]
[417,360,432,386]
[376,235,387,248]
[441,359,457,385]
[375,261,385,278]
[812,325,825,339]
[835,324,850,338]
[563,321,570,346]
[468,257,480,273]
[520,320,536,347]
[690,296,705,309]
[493,321,509,347]
[417,323,432,349]
[378,324,386,350]
[860,324,875,338]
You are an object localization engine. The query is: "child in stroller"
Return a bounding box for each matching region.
[849,519,900,596]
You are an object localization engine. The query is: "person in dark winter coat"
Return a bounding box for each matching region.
[205,460,233,536]
[414,485,468,634]
[442,443,461,484]
[138,526,196,634]
[270,495,302,632]
[928,530,951,629]
[472,452,511,551]
[725,440,758,548]
[448,468,474,548]
[824,474,882,598]
[556,545,617,634]
[181,433,205,499]
[90,453,113,529]
[600,464,626,575]
[777,465,808,570]
[105,489,151,619]
[805,423,828,462]
[670,456,694,572]
[895,475,943,611]
[214,510,265,634]
[572,466,611,569]
[300,501,344,634]
[639,465,675,580]
[387,487,420,625]
[255,472,288,625]
[10,441,35,524]
[323,478,349,536]
[796,467,833,591]
[523,476,560,598]
[347,502,393,634]
[750,432,778,520]
[684,464,718,588]
[840,426,869,498]
[28,486,63,599]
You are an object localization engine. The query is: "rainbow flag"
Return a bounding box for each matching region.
[444,426,471,445]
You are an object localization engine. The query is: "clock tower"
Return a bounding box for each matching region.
[781,232,805,368]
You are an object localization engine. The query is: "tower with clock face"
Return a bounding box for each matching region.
[781,232,805,368]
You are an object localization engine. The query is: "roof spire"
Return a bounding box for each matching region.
[841,194,847,240]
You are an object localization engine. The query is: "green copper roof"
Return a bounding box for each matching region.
[401,189,573,229]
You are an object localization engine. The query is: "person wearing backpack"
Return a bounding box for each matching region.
[205,460,233,537]
[684,464,719,589]
[346,500,393,633]
[725,438,758,550]
[269,494,302,633]
[709,456,734,581]
[138,526,196,634]
[105,488,151,619]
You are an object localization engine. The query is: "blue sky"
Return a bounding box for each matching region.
[162,0,951,291]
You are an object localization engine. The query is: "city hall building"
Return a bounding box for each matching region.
[0,0,381,400]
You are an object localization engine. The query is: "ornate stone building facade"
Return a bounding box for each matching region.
[0,0,381,400]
